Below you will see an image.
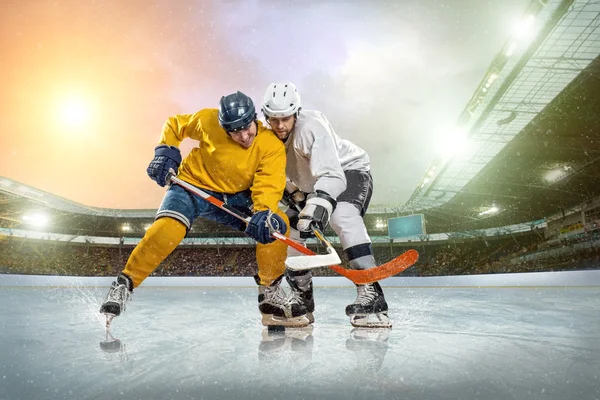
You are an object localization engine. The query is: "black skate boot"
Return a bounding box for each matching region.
[345,281,392,328]
[256,275,310,328]
[286,270,315,324]
[100,273,133,321]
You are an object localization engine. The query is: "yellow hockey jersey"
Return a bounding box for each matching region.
[158,108,286,212]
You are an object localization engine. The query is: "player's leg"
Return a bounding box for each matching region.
[255,208,310,327]
[100,185,191,319]
[330,170,391,328]
[284,208,315,323]
[204,191,309,327]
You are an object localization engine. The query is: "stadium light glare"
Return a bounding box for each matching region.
[478,206,500,217]
[513,15,536,41]
[375,219,387,229]
[22,213,49,227]
[437,128,470,161]
[121,224,131,232]
[506,41,518,56]
[144,224,151,231]
[544,166,572,184]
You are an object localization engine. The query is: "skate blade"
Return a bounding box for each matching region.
[261,314,311,328]
[350,313,392,329]
[262,325,314,341]
[104,313,116,330]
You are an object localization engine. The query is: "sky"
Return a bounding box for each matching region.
[0,0,531,210]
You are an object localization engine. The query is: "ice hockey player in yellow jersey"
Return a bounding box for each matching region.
[100,91,310,328]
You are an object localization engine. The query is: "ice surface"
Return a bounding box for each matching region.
[0,283,599,400]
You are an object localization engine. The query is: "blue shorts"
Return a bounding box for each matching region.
[156,184,253,231]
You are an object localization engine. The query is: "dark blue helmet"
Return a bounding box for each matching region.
[218,91,257,132]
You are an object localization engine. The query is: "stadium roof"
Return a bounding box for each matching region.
[377,0,600,233]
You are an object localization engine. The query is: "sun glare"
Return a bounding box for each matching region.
[58,95,91,127]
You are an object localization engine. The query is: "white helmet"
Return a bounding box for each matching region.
[261,82,302,118]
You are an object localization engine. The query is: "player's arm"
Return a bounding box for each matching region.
[296,127,346,234]
[244,140,288,244]
[147,112,205,187]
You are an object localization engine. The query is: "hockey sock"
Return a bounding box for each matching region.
[255,208,289,286]
[122,217,186,288]
[345,242,376,270]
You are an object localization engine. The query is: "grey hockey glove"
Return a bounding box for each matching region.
[297,190,337,234]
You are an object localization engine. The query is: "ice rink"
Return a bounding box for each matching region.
[1,273,599,400]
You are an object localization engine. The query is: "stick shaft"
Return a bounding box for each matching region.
[169,176,313,255]
[168,175,418,283]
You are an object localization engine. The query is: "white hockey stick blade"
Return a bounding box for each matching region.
[285,251,342,271]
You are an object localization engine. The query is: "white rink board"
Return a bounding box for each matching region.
[1,269,599,287]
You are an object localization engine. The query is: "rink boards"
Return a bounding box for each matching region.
[1,269,599,287]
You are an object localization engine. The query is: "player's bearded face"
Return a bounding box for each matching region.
[267,115,295,140]
[228,122,257,148]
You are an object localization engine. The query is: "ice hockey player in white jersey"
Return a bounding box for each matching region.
[261,82,391,328]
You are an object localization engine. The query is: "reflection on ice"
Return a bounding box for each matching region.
[345,328,391,375]
[0,283,599,400]
[99,330,123,354]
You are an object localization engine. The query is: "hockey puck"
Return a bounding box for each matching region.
[267,325,285,333]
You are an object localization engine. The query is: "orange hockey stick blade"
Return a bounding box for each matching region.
[329,249,419,285]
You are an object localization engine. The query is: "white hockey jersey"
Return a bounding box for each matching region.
[285,110,370,199]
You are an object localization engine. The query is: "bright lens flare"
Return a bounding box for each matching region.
[436,128,470,160]
[58,96,91,127]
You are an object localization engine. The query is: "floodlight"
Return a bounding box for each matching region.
[544,166,572,184]
[22,213,49,227]
[478,205,500,217]
[375,220,387,229]
[506,42,518,56]
[514,15,536,41]
[437,128,470,160]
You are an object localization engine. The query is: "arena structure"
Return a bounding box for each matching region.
[1,1,600,281]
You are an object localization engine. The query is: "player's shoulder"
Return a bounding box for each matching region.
[298,109,330,129]
[188,108,220,132]
[295,110,332,139]
[192,108,219,122]
[256,121,285,150]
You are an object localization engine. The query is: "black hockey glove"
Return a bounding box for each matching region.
[297,190,337,234]
[146,145,182,187]
[245,210,287,244]
[281,188,307,212]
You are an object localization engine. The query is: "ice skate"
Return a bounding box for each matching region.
[286,271,315,324]
[257,275,310,328]
[345,281,392,328]
[100,273,133,327]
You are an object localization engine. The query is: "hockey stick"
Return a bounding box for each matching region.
[168,175,341,269]
[168,175,420,284]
